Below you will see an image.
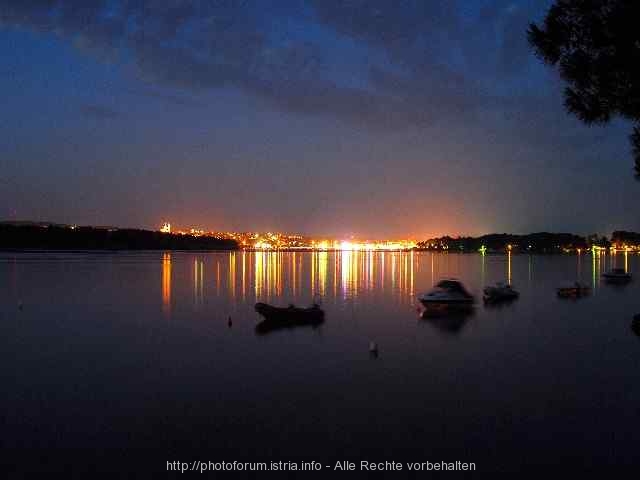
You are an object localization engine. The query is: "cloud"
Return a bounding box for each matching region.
[79,104,120,119]
[310,0,459,60]
[0,0,547,129]
[122,86,204,108]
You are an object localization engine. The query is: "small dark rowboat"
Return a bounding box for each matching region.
[254,302,325,334]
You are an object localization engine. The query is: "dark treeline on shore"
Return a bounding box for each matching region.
[0,224,237,251]
[612,231,640,246]
[416,232,620,253]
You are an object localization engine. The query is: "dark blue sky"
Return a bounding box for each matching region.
[1,0,637,238]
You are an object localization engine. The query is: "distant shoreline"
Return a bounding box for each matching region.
[2,222,639,254]
[0,248,628,255]
[0,248,240,253]
[0,224,238,251]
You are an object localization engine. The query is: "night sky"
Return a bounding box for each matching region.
[1,0,638,238]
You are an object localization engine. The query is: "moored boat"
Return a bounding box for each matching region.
[483,282,519,303]
[254,302,324,334]
[557,282,591,298]
[602,268,632,283]
[418,279,475,312]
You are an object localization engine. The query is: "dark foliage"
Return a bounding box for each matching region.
[0,224,238,251]
[528,0,640,178]
[611,230,640,245]
[417,232,588,253]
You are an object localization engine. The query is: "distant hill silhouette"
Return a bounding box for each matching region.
[0,224,237,251]
[417,232,589,253]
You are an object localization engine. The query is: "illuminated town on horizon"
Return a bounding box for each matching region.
[159,222,419,251]
[158,222,640,253]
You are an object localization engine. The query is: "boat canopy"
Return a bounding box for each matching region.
[435,280,470,294]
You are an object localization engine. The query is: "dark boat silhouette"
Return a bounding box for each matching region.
[602,268,632,284]
[557,282,591,298]
[254,302,324,334]
[483,282,519,304]
[632,314,640,337]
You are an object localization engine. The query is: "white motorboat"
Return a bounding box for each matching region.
[418,279,475,311]
[483,282,519,303]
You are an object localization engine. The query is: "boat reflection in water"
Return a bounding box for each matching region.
[419,307,474,334]
[602,267,632,285]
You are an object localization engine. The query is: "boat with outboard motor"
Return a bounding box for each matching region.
[557,282,591,298]
[254,302,325,334]
[483,282,519,303]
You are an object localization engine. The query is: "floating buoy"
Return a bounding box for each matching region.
[369,341,378,357]
[18,301,23,311]
[227,316,232,327]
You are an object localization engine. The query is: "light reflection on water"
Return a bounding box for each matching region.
[158,250,636,313]
[2,250,640,470]
[161,252,171,315]
[160,250,422,310]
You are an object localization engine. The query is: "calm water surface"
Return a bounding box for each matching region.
[2,251,639,472]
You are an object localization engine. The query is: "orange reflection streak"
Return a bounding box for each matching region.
[341,250,352,297]
[216,261,221,296]
[256,252,282,299]
[162,253,171,315]
[311,251,316,296]
[277,252,283,297]
[391,253,396,290]
[410,251,414,296]
[242,251,246,301]
[193,259,198,305]
[292,252,297,298]
[404,253,409,297]
[624,249,628,273]
[352,251,359,296]
[270,252,277,297]
[266,252,272,297]
[380,252,385,291]
[267,252,272,298]
[610,249,616,270]
[200,260,204,301]
[333,252,338,298]
[298,253,303,298]
[507,251,512,285]
[430,253,434,285]
[318,251,327,297]
[193,259,204,306]
[255,251,264,299]
[368,251,374,291]
[229,252,236,300]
